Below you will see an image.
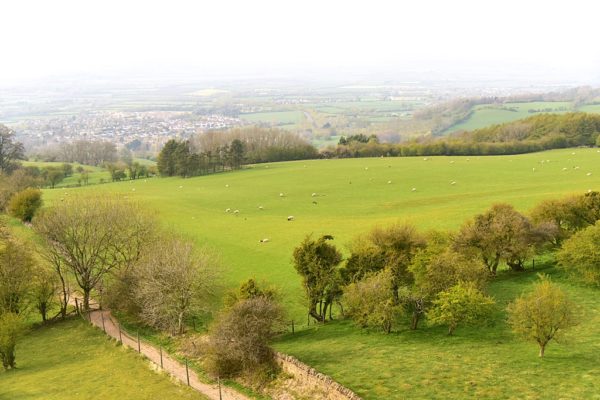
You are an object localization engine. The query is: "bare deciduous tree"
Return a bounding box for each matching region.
[34,196,155,311]
[132,236,217,335]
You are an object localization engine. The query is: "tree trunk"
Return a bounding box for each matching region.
[83,288,91,311]
[539,343,546,358]
[448,324,455,335]
[411,311,420,330]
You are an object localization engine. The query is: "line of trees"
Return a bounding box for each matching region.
[325,113,600,158]
[157,127,319,178]
[292,191,600,356]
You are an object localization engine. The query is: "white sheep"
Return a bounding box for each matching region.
[449,160,455,164]
[225,208,231,213]
[574,166,580,170]
[258,206,264,210]
[233,209,240,214]
[179,185,183,189]
[562,167,568,171]
[132,188,136,191]
[279,192,285,197]
[287,216,295,221]
[311,193,317,197]
[225,184,229,188]
[532,168,536,172]
[387,180,392,184]
[259,238,270,243]
[587,172,592,176]
[365,167,369,170]
[411,188,417,192]
[450,181,456,185]
[423,157,428,161]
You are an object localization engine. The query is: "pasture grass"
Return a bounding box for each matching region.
[445,101,576,133]
[40,148,600,398]
[0,318,206,400]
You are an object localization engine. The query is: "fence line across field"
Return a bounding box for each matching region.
[73,298,240,400]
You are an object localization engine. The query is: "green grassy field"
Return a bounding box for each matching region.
[239,110,306,129]
[23,161,112,188]
[0,319,205,400]
[40,148,600,399]
[444,101,575,134]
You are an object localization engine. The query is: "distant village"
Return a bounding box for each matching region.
[13,111,244,153]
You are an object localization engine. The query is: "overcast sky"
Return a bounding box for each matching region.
[2,0,599,84]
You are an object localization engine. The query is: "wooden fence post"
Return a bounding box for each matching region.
[118,325,122,343]
[185,358,190,386]
[160,346,163,368]
[137,331,141,353]
[75,298,79,315]
[101,312,106,333]
[291,320,294,333]
[218,376,222,400]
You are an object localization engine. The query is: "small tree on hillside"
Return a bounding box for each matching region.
[343,269,404,333]
[507,275,578,357]
[7,188,43,222]
[0,124,25,174]
[204,296,285,384]
[556,222,600,286]
[427,281,495,335]
[293,235,342,323]
[34,196,155,310]
[0,238,35,315]
[0,312,25,370]
[456,203,538,274]
[132,235,217,335]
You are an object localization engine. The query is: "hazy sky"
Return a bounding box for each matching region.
[2,0,600,84]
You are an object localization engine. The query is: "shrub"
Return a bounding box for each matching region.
[7,188,42,222]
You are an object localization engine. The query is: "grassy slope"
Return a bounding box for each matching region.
[274,266,600,399]
[444,101,575,134]
[40,148,600,399]
[43,148,600,318]
[0,319,205,400]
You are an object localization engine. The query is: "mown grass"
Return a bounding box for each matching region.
[0,319,206,400]
[40,148,600,398]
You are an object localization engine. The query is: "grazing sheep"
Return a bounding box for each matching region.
[132,188,136,191]
[259,238,270,243]
[411,188,417,192]
[574,166,580,170]
[423,157,428,161]
[287,216,295,221]
[532,168,536,172]
[179,185,183,189]
[258,206,264,210]
[225,184,229,188]
[572,152,576,155]
[365,167,369,170]
[279,192,284,197]
[450,160,455,164]
[587,172,592,176]
[233,209,240,214]
[562,167,568,171]
[225,208,231,213]
[450,181,456,185]
[311,193,317,197]
[387,180,392,184]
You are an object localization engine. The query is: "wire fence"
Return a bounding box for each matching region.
[72,298,244,400]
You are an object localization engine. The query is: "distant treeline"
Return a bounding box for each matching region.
[158,127,318,177]
[32,140,118,166]
[326,113,600,158]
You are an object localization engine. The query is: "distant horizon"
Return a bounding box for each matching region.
[2,0,600,88]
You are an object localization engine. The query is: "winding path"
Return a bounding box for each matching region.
[83,307,250,400]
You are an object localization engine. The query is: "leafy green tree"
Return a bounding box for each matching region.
[557,222,600,286]
[157,139,179,176]
[61,163,73,177]
[427,281,495,335]
[293,235,342,323]
[0,238,35,314]
[456,203,538,274]
[7,188,42,222]
[42,167,65,188]
[0,312,25,370]
[507,275,578,357]
[229,139,245,169]
[225,278,277,307]
[343,269,404,333]
[0,125,25,174]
